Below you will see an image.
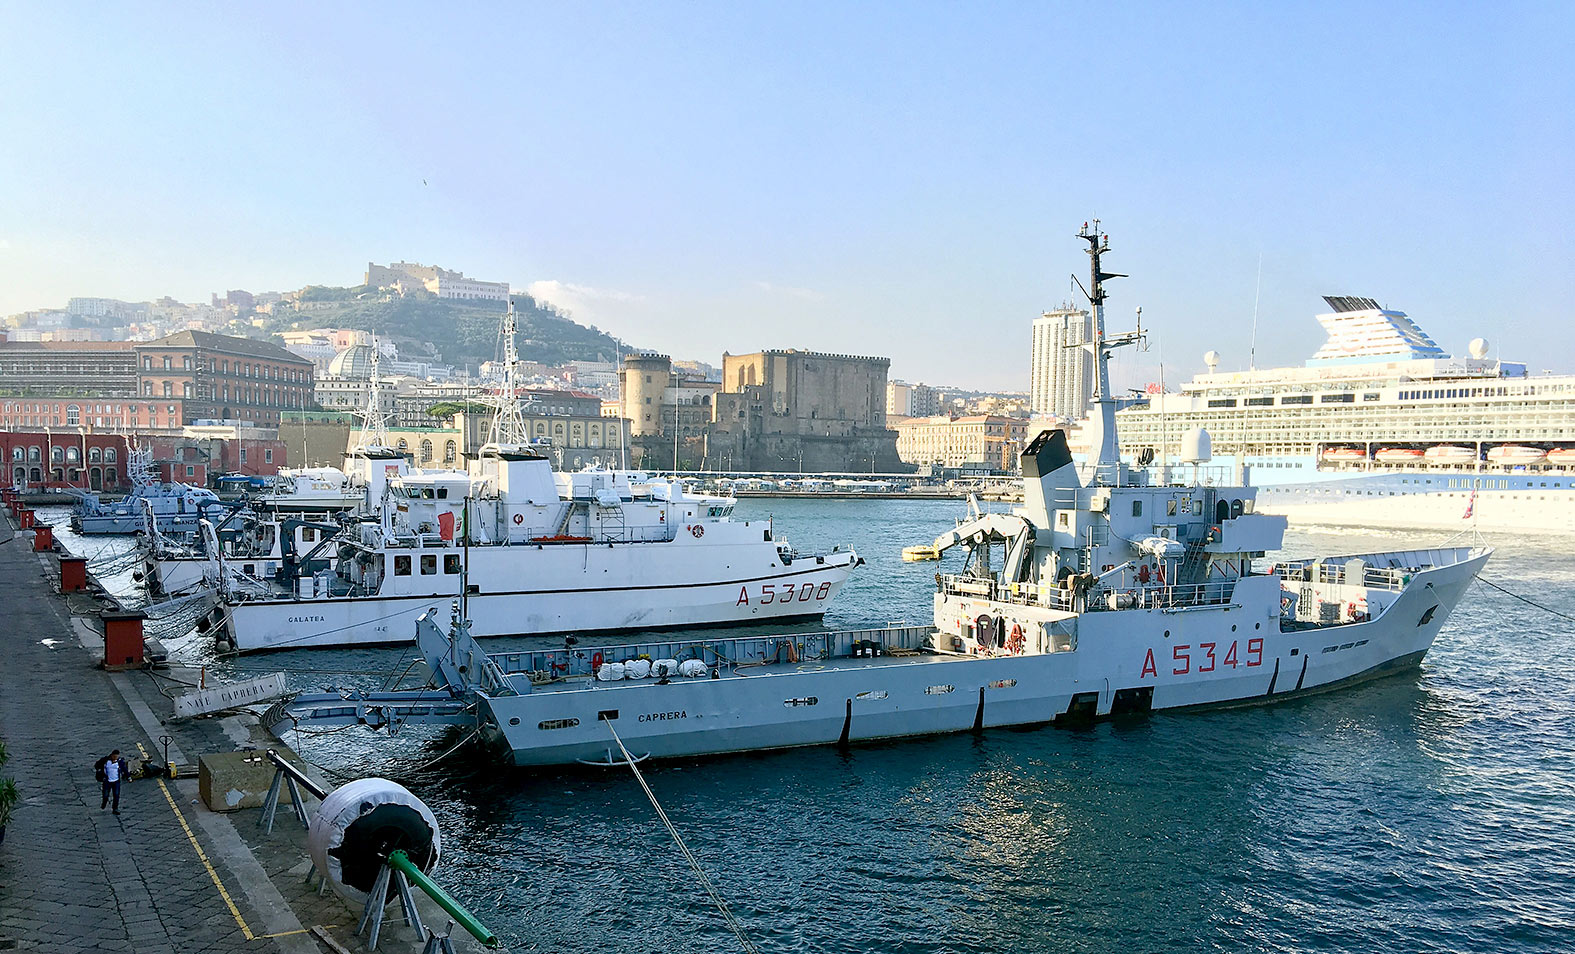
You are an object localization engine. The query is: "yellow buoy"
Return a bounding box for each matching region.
[901,545,941,562]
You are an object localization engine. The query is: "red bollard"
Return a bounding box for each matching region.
[17,508,34,529]
[101,609,148,670]
[60,556,88,593]
[32,524,53,551]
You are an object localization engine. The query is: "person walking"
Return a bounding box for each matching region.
[95,749,129,815]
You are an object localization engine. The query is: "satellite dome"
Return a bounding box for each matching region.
[1468,337,1490,359]
[1203,350,1221,370]
[1181,427,1213,464]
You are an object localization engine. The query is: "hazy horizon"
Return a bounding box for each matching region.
[2,2,1570,390]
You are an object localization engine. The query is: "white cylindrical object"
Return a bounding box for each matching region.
[306,778,441,905]
[678,659,708,678]
[624,658,652,679]
[596,662,627,681]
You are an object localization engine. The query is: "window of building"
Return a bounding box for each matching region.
[394,556,411,576]
[66,446,79,462]
[162,381,172,398]
[264,449,272,463]
[89,447,101,462]
[420,555,437,575]
[183,356,192,370]
[239,448,247,463]
[444,440,457,463]
[142,356,152,370]
[106,447,116,463]
[143,382,153,396]
[185,465,195,477]
[183,382,192,398]
[66,404,80,426]
[163,356,171,370]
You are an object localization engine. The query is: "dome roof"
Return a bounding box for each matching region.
[328,344,375,379]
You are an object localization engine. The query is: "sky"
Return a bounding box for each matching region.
[1,2,1571,390]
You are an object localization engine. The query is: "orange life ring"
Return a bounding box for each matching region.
[1007,623,1025,655]
[513,513,523,525]
[592,651,604,670]
[691,524,704,538]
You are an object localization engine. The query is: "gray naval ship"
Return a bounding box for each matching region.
[279,222,1492,767]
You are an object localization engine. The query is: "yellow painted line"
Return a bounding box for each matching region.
[139,742,257,941]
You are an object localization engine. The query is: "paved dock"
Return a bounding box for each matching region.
[0,518,482,953]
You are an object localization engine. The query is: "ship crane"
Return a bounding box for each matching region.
[930,512,1036,582]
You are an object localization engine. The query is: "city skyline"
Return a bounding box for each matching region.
[2,3,1570,390]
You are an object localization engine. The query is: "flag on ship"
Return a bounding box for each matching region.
[1462,489,1476,520]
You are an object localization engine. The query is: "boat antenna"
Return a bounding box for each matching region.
[486,298,530,447]
[1249,250,1263,371]
[354,336,392,451]
[460,495,470,619]
[1071,219,1141,485]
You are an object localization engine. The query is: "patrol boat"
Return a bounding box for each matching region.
[278,223,1491,766]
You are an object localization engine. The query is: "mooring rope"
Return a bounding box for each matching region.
[605,721,762,954]
[1475,576,1575,624]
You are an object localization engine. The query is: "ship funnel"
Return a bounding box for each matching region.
[1020,429,1080,522]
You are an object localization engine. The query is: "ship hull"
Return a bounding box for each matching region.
[225,546,859,652]
[477,550,1485,767]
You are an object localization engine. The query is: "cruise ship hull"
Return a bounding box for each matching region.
[224,546,859,652]
[476,549,1484,766]
[1256,473,1575,533]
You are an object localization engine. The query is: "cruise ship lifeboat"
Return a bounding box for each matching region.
[1374,447,1426,464]
[1544,448,1575,466]
[1486,445,1546,465]
[1424,445,1477,464]
[1320,447,1368,463]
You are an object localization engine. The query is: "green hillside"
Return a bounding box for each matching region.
[265,288,629,371]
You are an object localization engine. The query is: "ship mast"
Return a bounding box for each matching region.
[1073,220,1142,485]
[354,336,393,451]
[486,298,531,448]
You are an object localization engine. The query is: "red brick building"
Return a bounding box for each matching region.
[3,431,132,491]
[134,331,314,428]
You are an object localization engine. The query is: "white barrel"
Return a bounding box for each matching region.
[306,778,441,905]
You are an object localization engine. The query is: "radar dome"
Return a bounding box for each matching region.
[1203,350,1221,370]
[1468,337,1490,359]
[1181,427,1213,464]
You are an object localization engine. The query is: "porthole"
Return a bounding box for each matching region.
[509,717,520,726]
[854,690,887,701]
[538,718,579,730]
[925,685,955,695]
[987,679,1017,689]
[784,697,819,707]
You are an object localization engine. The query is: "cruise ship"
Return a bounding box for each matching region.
[1113,297,1575,532]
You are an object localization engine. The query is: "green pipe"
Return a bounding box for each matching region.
[386,849,500,947]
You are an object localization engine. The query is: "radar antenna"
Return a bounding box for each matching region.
[1070,220,1145,485]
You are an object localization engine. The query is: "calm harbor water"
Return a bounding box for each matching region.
[46,499,1575,952]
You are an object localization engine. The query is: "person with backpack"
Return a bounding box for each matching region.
[94,750,130,815]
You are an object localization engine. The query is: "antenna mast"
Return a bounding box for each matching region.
[354,336,392,450]
[486,298,530,447]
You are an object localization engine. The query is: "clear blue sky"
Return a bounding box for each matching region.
[2,2,1571,389]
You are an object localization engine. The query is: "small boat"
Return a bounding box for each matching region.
[1374,447,1426,464]
[1487,445,1546,465]
[1424,445,1477,464]
[1321,447,1368,462]
[902,545,941,562]
[1545,448,1575,466]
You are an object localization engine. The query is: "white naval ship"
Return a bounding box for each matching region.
[1112,298,1575,532]
[214,302,860,652]
[279,223,1492,767]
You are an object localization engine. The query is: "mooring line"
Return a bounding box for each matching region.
[1475,576,1575,624]
[605,722,762,954]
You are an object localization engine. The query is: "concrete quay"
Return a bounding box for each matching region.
[0,513,490,953]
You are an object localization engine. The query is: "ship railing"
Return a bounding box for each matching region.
[938,574,1241,612]
[484,624,937,680]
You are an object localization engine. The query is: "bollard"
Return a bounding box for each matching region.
[101,609,148,670]
[17,508,34,530]
[60,557,88,593]
[32,524,53,551]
